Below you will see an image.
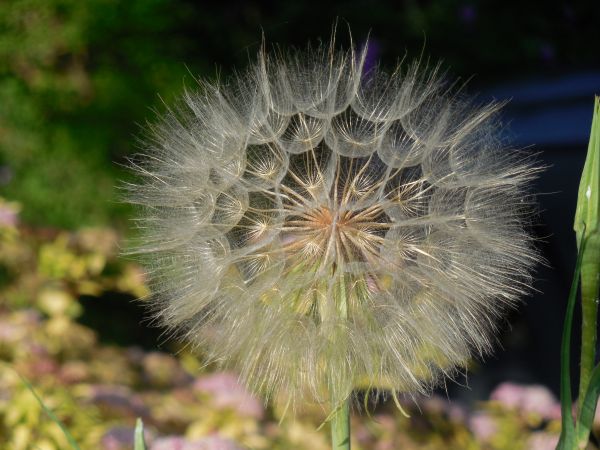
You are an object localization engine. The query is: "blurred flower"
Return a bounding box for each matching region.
[468,412,497,441]
[58,360,91,384]
[101,426,136,450]
[421,395,467,422]
[0,198,19,227]
[526,431,559,450]
[36,289,82,318]
[82,384,149,419]
[0,310,40,343]
[128,36,539,408]
[194,372,264,419]
[142,352,193,388]
[102,426,156,450]
[150,435,243,450]
[77,227,118,256]
[490,382,561,420]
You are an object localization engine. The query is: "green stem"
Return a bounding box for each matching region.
[329,273,351,450]
[578,234,600,407]
[331,399,351,450]
[556,236,588,449]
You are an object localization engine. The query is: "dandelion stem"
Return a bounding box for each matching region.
[331,399,351,450]
[577,234,600,406]
[330,274,351,450]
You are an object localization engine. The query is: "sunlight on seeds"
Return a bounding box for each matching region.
[126,35,540,412]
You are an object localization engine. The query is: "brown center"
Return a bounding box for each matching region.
[282,204,390,266]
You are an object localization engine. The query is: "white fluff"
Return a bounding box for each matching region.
[126,36,540,411]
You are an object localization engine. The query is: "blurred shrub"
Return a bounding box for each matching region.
[0,197,566,450]
[2,1,599,231]
[0,0,213,229]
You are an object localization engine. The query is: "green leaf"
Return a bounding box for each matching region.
[16,371,81,450]
[576,362,600,447]
[134,418,147,450]
[574,96,600,243]
[575,97,600,411]
[556,233,588,449]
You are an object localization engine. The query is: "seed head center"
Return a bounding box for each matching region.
[282,203,388,266]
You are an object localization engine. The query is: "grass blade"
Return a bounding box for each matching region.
[574,96,600,409]
[556,234,588,449]
[134,417,148,450]
[17,372,81,450]
[576,362,600,447]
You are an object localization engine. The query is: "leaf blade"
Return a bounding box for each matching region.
[556,233,589,449]
[17,371,81,450]
[576,362,600,447]
[134,417,148,450]
[574,96,600,242]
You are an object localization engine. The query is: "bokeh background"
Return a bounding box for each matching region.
[1,1,600,449]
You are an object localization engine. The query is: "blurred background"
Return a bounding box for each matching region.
[1,1,599,449]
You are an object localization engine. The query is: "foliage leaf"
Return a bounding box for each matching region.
[16,370,81,450]
[574,96,600,243]
[556,233,588,449]
[574,96,600,406]
[576,362,600,447]
[135,418,148,450]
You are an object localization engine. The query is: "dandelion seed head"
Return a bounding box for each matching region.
[127,35,540,409]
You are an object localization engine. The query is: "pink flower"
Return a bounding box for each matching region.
[102,426,154,450]
[150,436,243,450]
[490,382,560,420]
[468,412,497,441]
[0,200,19,227]
[527,432,559,450]
[193,372,264,419]
[86,384,149,418]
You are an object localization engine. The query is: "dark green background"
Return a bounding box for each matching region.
[1,0,598,229]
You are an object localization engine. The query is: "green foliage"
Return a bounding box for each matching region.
[575,97,600,411]
[556,233,587,449]
[0,0,205,228]
[557,97,600,450]
[1,0,598,231]
[576,364,600,447]
[16,371,81,450]
[574,97,600,243]
[134,418,147,450]
[0,203,566,450]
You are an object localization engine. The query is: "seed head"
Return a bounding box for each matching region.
[126,37,539,409]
